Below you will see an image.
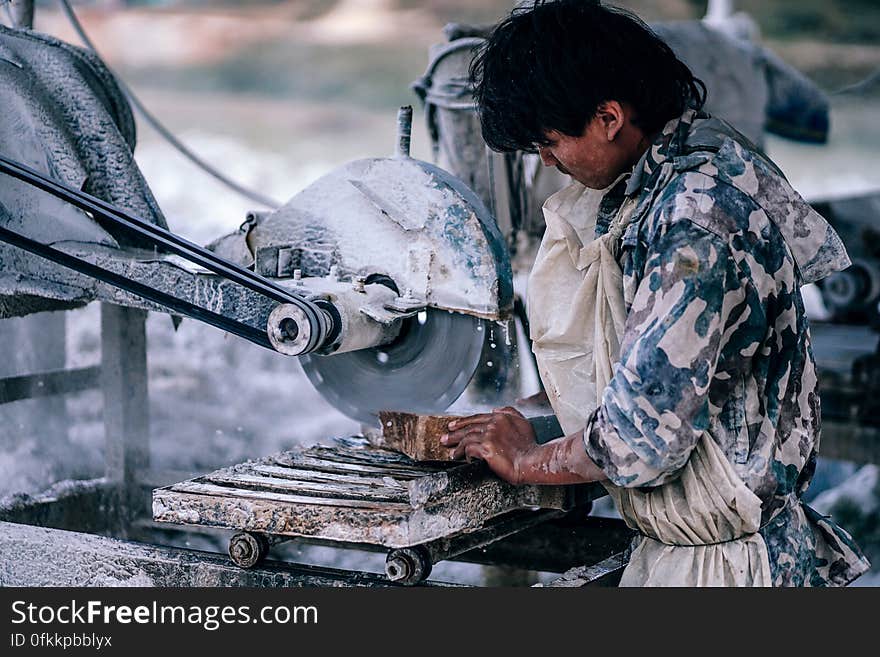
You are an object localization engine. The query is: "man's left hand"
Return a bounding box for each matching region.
[441,407,538,485]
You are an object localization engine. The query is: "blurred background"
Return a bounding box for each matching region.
[1,0,878,584]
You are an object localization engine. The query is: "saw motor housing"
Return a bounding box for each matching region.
[220,148,515,351]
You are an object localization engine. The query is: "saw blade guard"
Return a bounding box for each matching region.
[241,157,513,322]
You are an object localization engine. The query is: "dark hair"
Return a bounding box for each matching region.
[470,0,707,152]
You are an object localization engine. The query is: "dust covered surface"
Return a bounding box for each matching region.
[152,440,579,548]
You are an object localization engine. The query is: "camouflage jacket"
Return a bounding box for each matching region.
[583,108,870,586]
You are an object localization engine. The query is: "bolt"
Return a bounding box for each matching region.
[293,269,302,282]
[385,555,411,581]
[354,276,367,293]
[229,533,261,568]
[396,105,413,158]
[278,317,299,342]
[231,541,250,560]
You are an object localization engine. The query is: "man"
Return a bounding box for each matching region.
[440,0,868,586]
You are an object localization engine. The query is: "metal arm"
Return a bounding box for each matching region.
[0,155,336,354]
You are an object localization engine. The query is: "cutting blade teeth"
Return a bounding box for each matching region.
[300,309,486,426]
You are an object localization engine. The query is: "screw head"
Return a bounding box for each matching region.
[229,533,264,569]
[385,556,411,581]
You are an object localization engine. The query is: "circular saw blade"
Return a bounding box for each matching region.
[300,309,486,426]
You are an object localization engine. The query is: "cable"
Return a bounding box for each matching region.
[832,67,880,96]
[55,0,282,209]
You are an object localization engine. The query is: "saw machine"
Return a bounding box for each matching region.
[1,108,509,425]
[0,107,617,584]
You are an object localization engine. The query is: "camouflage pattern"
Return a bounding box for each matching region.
[583,108,870,586]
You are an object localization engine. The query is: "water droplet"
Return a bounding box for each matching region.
[486,361,493,367]
[377,352,389,364]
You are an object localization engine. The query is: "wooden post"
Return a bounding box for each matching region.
[101,304,150,525]
[0,312,69,494]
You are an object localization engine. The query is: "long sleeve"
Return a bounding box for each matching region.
[584,218,747,487]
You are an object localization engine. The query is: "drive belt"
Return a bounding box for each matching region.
[0,154,328,353]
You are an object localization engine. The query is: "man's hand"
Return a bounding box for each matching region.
[441,407,539,485]
[442,407,608,486]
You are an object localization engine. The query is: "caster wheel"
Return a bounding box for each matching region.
[228,532,269,569]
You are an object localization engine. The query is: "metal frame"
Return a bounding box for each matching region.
[0,303,151,535]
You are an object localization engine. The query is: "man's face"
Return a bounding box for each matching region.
[536,107,644,189]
